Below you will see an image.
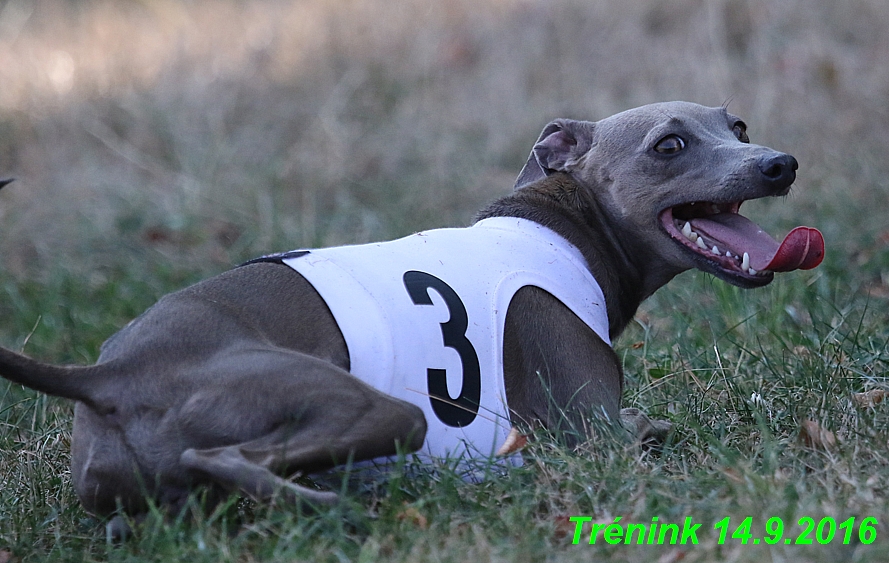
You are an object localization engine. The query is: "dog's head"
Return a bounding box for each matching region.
[516,101,824,289]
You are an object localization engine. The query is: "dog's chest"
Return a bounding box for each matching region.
[279,218,609,461]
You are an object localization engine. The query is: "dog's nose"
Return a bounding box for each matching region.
[759,153,798,192]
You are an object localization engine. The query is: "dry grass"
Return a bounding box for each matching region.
[0,0,887,276]
[1,0,889,561]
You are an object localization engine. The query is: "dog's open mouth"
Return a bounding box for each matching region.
[660,201,824,283]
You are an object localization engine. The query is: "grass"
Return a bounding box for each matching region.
[3,270,888,562]
[2,0,889,561]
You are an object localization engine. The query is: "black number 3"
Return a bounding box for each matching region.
[403,270,481,427]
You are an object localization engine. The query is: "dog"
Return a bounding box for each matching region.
[0,101,823,530]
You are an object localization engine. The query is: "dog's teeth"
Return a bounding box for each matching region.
[725,250,733,258]
[682,222,693,237]
[741,252,750,271]
[748,267,757,275]
[711,245,720,255]
[711,204,720,214]
[696,237,707,249]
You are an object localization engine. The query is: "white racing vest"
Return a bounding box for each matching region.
[278,217,609,464]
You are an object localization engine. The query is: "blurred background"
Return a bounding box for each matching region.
[0,0,886,357]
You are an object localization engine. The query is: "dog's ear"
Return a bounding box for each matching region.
[514,119,595,190]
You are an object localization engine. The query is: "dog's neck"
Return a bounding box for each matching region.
[475,174,649,340]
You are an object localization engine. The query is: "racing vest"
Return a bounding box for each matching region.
[265,217,609,463]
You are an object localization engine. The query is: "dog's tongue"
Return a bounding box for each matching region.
[690,214,824,271]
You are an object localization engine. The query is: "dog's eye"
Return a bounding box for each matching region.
[654,135,686,154]
[732,122,749,143]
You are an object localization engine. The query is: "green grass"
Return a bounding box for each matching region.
[3,0,889,560]
[2,201,888,563]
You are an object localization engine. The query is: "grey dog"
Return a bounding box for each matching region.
[0,102,823,527]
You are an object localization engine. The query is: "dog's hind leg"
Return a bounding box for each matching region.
[178,369,428,504]
[180,447,341,505]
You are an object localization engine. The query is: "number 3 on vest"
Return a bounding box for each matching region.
[403,271,481,427]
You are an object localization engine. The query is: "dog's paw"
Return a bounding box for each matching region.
[619,407,673,445]
[106,514,134,542]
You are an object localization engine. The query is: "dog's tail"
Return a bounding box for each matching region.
[0,178,114,410]
[0,347,111,410]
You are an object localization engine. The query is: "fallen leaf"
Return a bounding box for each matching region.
[553,515,577,540]
[864,281,889,299]
[852,389,887,408]
[559,517,615,544]
[396,505,428,529]
[799,419,837,450]
[722,468,744,484]
[792,345,813,359]
[496,427,529,456]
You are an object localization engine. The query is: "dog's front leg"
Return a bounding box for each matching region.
[502,286,623,444]
[619,407,673,444]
